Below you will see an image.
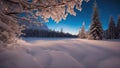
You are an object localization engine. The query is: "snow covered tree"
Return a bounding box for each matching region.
[88,1,103,40]
[0,0,89,47]
[0,12,23,47]
[108,16,116,39]
[103,29,109,39]
[78,22,86,39]
[116,15,120,39]
[61,28,63,33]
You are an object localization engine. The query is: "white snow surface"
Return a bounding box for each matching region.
[0,38,120,68]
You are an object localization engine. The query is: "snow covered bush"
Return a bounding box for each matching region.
[0,0,89,47]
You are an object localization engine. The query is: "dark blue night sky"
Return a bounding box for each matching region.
[46,0,120,35]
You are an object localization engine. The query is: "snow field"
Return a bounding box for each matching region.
[0,38,120,68]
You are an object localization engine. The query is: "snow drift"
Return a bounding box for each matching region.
[0,38,120,68]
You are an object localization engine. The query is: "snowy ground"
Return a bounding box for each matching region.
[0,38,120,68]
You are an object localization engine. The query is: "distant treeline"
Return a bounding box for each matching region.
[21,29,77,38]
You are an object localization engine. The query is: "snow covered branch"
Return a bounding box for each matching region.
[1,0,89,22]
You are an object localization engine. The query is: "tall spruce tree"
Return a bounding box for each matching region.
[88,1,103,40]
[116,15,120,39]
[108,16,116,39]
[78,22,86,39]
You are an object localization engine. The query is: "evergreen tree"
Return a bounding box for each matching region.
[61,28,63,33]
[88,1,103,40]
[117,15,120,39]
[103,29,109,39]
[108,16,116,39]
[78,22,86,39]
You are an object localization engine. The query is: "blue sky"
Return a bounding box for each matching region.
[46,0,120,35]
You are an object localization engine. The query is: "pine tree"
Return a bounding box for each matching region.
[103,29,109,39]
[88,1,103,40]
[117,15,120,39]
[78,22,86,39]
[108,16,116,39]
[61,28,63,33]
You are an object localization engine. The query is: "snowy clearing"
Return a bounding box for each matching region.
[0,38,120,68]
